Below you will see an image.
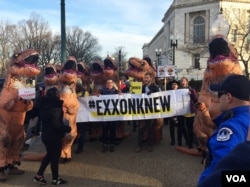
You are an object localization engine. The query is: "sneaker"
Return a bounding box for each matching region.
[33,175,47,185]
[135,146,142,153]
[8,167,24,175]
[52,177,68,185]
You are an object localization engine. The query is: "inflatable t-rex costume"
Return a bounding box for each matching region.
[43,64,60,92]
[124,57,163,143]
[103,57,120,87]
[0,49,40,180]
[59,56,80,163]
[124,57,156,81]
[90,59,105,95]
[176,35,243,157]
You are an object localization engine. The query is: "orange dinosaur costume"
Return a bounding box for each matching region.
[0,49,40,180]
[124,57,156,81]
[59,56,80,163]
[176,35,243,156]
[124,57,163,143]
[90,59,105,95]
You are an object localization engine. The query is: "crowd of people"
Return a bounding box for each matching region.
[2,64,249,187]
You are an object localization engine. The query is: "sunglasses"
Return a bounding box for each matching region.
[218,91,228,98]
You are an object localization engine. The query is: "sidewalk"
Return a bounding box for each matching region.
[1,121,204,187]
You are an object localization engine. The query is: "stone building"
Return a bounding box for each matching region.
[142,0,250,80]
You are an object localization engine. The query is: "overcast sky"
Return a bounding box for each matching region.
[0,0,172,58]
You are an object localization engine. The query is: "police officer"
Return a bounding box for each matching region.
[198,127,250,187]
[198,74,250,185]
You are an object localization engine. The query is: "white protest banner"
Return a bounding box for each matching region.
[76,89,190,122]
[18,87,36,100]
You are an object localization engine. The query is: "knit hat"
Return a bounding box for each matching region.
[170,79,179,86]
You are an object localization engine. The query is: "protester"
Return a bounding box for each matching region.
[198,74,250,185]
[75,81,88,154]
[168,80,188,146]
[135,72,160,152]
[33,87,71,185]
[178,77,198,148]
[100,78,119,153]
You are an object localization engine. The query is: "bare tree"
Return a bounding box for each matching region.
[0,13,103,75]
[66,26,102,64]
[0,21,15,76]
[224,8,250,78]
[38,34,61,69]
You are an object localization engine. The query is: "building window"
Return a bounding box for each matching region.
[193,16,205,43]
[194,53,200,69]
[232,28,237,42]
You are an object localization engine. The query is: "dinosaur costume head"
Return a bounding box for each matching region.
[124,57,156,81]
[103,57,118,77]
[77,61,90,83]
[58,56,80,160]
[44,64,58,87]
[59,56,78,94]
[90,59,104,80]
[8,49,40,77]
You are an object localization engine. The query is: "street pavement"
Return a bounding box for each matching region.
[1,119,204,187]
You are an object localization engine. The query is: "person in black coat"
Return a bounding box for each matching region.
[135,72,160,153]
[100,78,119,153]
[33,87,71,185]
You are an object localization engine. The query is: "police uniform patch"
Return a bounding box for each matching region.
[216,127,233,141]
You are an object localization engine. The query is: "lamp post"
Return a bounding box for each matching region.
[60,0,66,64]
[155,48,162,70]
[118,49,122,78]
[170,34,178,66]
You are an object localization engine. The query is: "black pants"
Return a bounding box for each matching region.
[169,116,188,146]
[76,122,86,149]
[183,116,195,148]
[37,137,62,180]
[137,119,154,147]
[169,117,178,142]
[178,116,189,146]
[102,122,116,145]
